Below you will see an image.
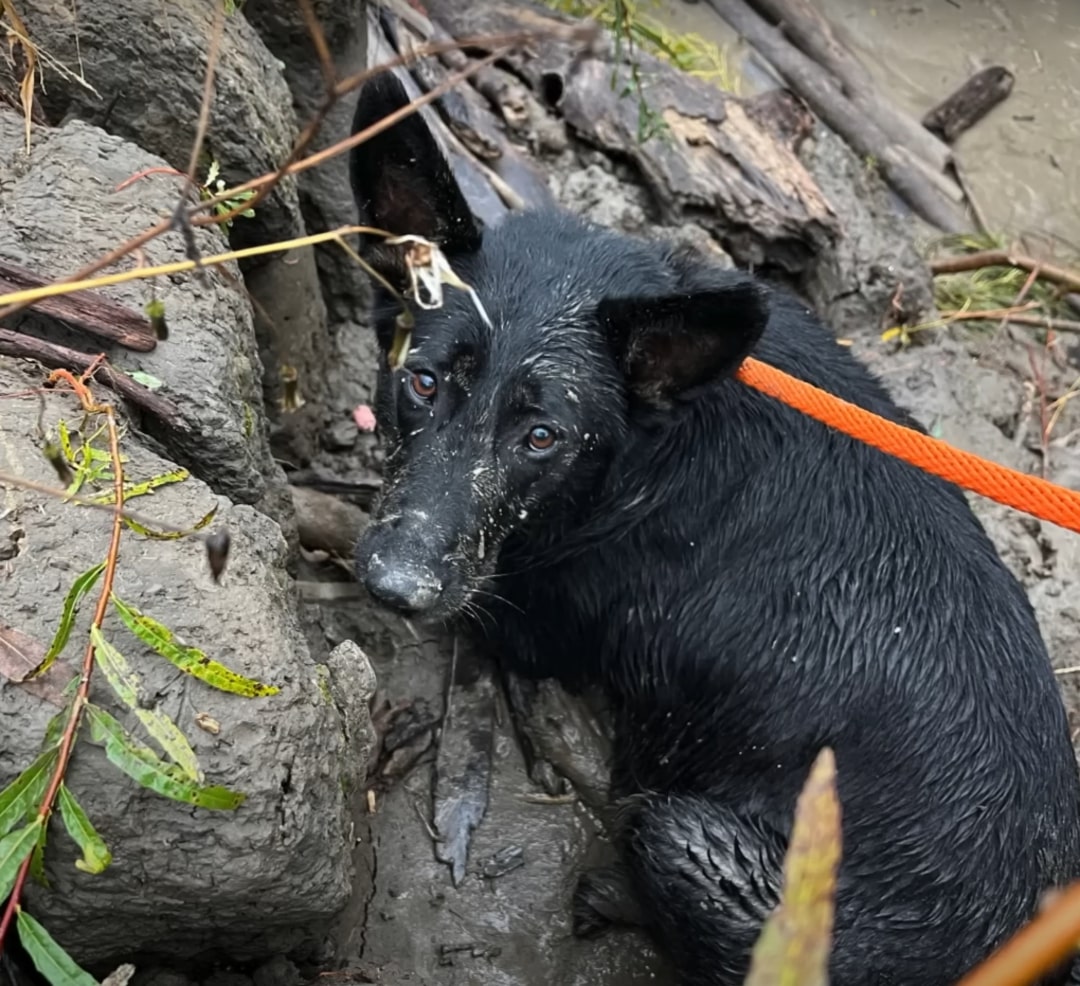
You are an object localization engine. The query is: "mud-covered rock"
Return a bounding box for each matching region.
[799,125,938,338]
[0,110,277,507]
[245,0,381,432]
[12,0,303,248]
[0,356,373,968]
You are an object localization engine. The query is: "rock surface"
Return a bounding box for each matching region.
[0,110,278,509]
[0,357,375,970]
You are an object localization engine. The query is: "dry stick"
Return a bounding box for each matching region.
[0,260,157,352]
[297,0,337,89]
[0,328,186,427]
[702,0,967,232]
[0,376,126,955]
[955,879,1080,986]
[0,468,218,542]
[930,250,1080,294]
[180,3,224,197]
[943,310,1080,336]
[742,0,953,174]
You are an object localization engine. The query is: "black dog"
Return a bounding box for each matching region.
[350,72,1080,985]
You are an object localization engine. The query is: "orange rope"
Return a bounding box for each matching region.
[735,356,1080,537]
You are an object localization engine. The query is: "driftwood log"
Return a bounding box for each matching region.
[702,0,968,233]
[922,66,1015,143]
[418,0,840,271]
[743,0,954,174]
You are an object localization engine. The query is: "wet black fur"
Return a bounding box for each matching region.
[350,72,1080,985]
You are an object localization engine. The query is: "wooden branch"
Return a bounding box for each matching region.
[0,329,186,429]
[743,0,953,174]
[702,0,967,233]
[0,259,158,352]
[922,66,1015,143]
[941,310,1080,336]
[930,250,1080,294]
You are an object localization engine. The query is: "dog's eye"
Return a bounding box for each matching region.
[526,425,556,452]
[407,370,438,403]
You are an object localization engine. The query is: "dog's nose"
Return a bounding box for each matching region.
[364,557,443,614]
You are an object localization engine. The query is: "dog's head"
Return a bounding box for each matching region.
[350,72,769,620]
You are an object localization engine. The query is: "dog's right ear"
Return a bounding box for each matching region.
[350,71,482,289]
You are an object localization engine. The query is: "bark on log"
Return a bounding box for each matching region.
[743,0,953,174]
[922,66,1015,143]
[701,0,968,233]
[0,260,158,352]
[421,0,840,271]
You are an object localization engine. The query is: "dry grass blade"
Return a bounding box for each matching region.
[1,0,38,152]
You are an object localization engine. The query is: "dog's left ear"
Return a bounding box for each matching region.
[599,278,770,405]
[350,70,482,289]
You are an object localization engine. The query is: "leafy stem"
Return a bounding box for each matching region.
[0,366,125,953]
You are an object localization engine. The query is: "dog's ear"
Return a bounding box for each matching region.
[599,278,770,405]
[350,71,482,288]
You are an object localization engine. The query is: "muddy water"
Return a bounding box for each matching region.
[654,0,1080,252]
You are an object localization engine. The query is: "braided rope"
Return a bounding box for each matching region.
[736,356,1080,536]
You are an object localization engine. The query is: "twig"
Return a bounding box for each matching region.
[0,466,217,543]
[930,250,1080,294]
[0,260,157,352]
[0,370,126,954]
[941,310,1080,336]
[170,2,226,264]
[956,879,1080,986]
[208,45,509,227]
[0,225,387,308]
[297,0,336,90]
[0,328,186,428]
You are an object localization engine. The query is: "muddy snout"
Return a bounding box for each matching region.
[356,513,453,616]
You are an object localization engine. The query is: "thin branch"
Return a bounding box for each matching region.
[297,0,336,90]
[931,249,1080,294]
[941,309,1080,336]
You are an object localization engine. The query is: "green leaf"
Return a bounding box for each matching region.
[125,370,164,391]
[111,595,279,698]
[34,563,107,676]
[122,504,218,541]
[90,627,203,783]
[16,907,99,986]
[57,785,111,874]
[88,467,189,505]
[28,817,49,888]
[86,705,245,811]
[0,819,44,901]
[0,749,58,837]
[745,747,842,986]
